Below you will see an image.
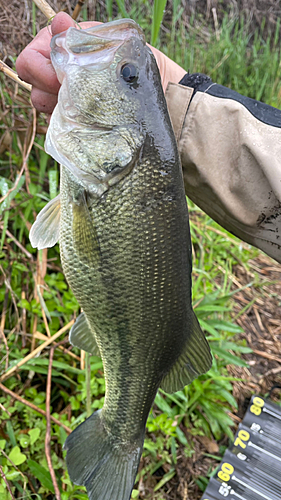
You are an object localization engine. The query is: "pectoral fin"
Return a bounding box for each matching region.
[72,192,100,267]
[69,312,100,356]
[161,312,212,393]
[29,194,61,249]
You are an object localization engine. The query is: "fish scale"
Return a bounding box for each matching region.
[29,18,211,500]
[59,150,188,436]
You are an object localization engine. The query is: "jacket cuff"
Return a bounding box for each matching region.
[165,82,193,142]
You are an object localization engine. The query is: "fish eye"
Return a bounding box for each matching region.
[120,63,138,83]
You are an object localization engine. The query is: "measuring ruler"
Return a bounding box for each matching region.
[243,396,281,442]
[201,396,281,500]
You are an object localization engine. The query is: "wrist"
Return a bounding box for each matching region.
[149,46,185,92]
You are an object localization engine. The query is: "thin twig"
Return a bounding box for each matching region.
[0,224,33,259]
[0,382,71,434]
[0,447,28,487]
[45,347,62,500]
[0,60,32,92]
[0,290,9,371]
[0,164,25,205]
[262,365,281,378]
[0,402,11,416]
[0,265,19,328]
[0,465,15,500]
[23,106,37,194]
[0,320,74,382]
[32,0,56,19]
[34,331,81,361]
[252,349,281,364]
[227,411,242,423]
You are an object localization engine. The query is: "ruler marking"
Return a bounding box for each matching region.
[230,489,248,500]
[248,441,281,462]
[263,408,281,421]
[232,475,275,500]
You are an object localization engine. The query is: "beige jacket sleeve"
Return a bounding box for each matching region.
[165,80,281,264]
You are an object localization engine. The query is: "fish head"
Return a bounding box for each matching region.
[46,19,162,194]
[50,19,151,125]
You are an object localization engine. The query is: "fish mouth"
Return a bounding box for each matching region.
[50,19,145,83]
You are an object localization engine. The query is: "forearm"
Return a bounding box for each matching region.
[165,74,281,263]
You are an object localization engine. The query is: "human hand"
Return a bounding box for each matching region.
[16,13,100,114]
[16,12,185,116]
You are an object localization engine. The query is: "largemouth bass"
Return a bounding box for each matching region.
[30,19,212,500]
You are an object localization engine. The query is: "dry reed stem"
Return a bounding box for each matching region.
[33,0,56,19]
[45,347,62,500]
[21,291,27,347]
[24,107,37,193]
[0,60,32,92]
[34,331,81,361]
[81,348,85,370]
[31,248,48,350]
[0,319,74,382]
[0,381,72,433]
[40,297,51,337]
[72,0,86,20]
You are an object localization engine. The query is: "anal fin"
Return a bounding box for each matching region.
[161,311,212,393]
[30,194,60,249]
[69,312,100,356]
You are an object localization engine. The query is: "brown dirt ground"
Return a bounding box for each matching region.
[1,2,281,500]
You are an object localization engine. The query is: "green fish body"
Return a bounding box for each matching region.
[30,19,211,500]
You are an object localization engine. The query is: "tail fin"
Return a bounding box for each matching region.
[64,410,143,500]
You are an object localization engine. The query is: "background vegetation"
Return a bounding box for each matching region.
[1,1,281,499]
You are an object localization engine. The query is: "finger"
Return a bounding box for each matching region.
[31,87,58,114]
[51,12,101,35]
[17,52,60,95]
[51,12,77,36]
[16,25,59,94]
[16,13,75,93]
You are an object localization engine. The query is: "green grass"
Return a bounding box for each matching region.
[0,1,280,498]
[92,0,281,106]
